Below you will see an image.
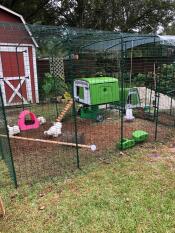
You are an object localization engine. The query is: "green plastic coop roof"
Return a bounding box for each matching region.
[80,77,118,84]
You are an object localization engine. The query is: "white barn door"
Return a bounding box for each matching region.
[0,46,32,106]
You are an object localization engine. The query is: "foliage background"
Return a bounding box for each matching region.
[1,0,175,34]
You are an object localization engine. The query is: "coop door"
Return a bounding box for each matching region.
[77,86,84,100]
[0,47,32,106]
[74,80,90,105]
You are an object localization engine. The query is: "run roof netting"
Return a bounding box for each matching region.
[29,25,175,52]
[1,22,175,52]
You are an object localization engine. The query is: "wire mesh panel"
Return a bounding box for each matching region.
[71,37,122,165]
[0,87,17,187]
[0,23,79,184]
[122,39,175,144]
[6,101,80,184]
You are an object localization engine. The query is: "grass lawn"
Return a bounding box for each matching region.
[0,142,175,233]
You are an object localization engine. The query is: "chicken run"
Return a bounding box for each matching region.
[1,22,175,185]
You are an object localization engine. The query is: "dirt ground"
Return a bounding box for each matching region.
[11,117,171,152]
[9,112,175,184]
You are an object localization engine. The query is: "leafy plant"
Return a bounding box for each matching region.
[42,73,67,99]
[131,64,175,97]
[158,64,175,96]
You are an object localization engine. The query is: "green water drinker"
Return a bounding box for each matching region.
[117,138,135,150]
[132,130,149,143]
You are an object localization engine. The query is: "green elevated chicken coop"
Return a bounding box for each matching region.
[74,76,141,121]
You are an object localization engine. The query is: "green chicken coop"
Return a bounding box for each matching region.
[74,77,140,121]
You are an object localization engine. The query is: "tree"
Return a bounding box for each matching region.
[52,0,175,33]
[0,0,175,33]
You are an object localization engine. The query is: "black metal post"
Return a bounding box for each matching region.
[51,55,59,117]
[0,138,4,160]
[170,97,173,115]
[67,43,80,169]
[149,89,152,115]
[72,87,80,169]
[154,36,160,140]
[0,87,18,188]
[144,87,147,108]
[120,35,125,150]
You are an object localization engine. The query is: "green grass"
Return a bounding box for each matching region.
[0,143,175,233]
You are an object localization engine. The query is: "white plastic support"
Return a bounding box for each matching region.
[124,108,135,121]
[90,144,97,151]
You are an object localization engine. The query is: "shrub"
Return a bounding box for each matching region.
[42,73,67,99]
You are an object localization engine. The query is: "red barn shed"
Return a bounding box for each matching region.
[0,5,39,106]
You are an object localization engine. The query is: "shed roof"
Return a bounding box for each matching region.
[0,5,38,47]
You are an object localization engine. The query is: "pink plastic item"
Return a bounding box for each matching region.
[18,110,40,131]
